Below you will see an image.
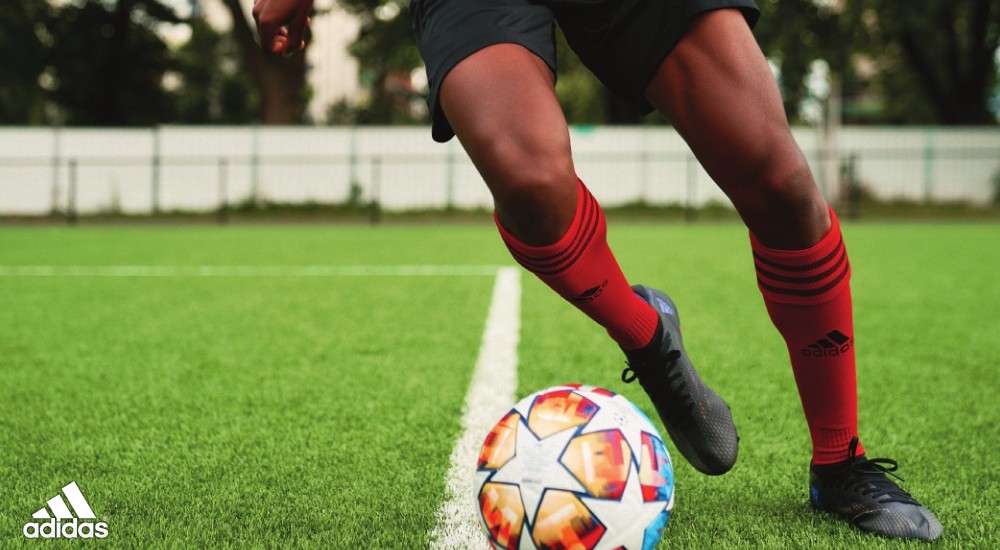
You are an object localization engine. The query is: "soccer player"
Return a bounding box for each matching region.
[253,0,942,541]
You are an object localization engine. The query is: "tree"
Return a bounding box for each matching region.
[173,15,260,123]
[754,1,847,123]
[333,0,423,124]
[0,1,53,124]
[222,0,310,124]
[0,0,290,126]
[846,0,1000,125]
[755,0,999,125]
[47,0,182,125]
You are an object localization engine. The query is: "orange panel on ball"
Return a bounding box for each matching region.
[562,429,631,499]
[532,490,605,550]
[479,411,520,470]
[527,389,599,439]
[479,482,525,549]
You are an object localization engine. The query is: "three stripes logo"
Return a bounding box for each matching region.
[801,330,854,357]
[22,481,108,539]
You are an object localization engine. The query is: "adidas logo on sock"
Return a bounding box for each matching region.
[801,330,854,357]
[571,279,608,303]
[22,481,108,539]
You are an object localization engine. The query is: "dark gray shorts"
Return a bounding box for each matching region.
[410,0,759,142]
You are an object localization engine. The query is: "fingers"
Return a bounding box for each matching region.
[283,16,310,56]
[263,27,287,55]
[252,0,313,55]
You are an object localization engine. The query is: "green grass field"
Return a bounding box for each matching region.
[1,222,997,548]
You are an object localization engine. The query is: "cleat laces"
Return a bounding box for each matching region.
[621,348,679,382]
[839,438,921,506]
[621,348,696,423]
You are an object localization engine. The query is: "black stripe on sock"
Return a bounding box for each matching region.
[756,259,850,298]
[752,238,844,274]
[506,189,595,267]
[754,249,847,286]
[509,192,601,276]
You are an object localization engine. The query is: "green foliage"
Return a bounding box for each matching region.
[46,0,182,125]
[0,1,53,124]
[2,0,995,126]
[343,0,995,126]
[845,0,999,124]
[756,0,1000,125]
[334,0,425,124]
[754,1,847,123]
[0,0,263,126]
[173,18,260,124]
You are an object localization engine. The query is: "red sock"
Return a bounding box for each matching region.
[496,179,658,350]
[750,208,864,465]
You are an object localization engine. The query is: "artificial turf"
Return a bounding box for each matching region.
[1,222,997,548]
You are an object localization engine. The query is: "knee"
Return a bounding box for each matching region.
[760,159,820,208]
[492,155,578,243]
[490,155,576,212]
[471,129,576,213]
[476,137,578,244]
[734,150,826,216]
[731,153,832,245]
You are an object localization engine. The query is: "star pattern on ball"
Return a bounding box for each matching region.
[580,462,669,550]
[489,419,586,525]
[578,391,657,467]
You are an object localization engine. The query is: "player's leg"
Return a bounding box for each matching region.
[439,44,575,245]
[439,43,660,352]
[440,45,739,475]
[414,0,738,476]
[643,8,941,540]
[646,5,852,466]
[645,10,827,248]
[413,0,656,347]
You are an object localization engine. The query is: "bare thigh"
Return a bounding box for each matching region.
[440,44,578,244]
[644,9,830,248]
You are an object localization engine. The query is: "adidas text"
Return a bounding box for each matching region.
[22,519,108,539]
[23,481,108,540]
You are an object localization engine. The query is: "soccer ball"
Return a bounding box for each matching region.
[475,384,674,550]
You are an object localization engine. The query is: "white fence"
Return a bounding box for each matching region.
[1,126,998,216]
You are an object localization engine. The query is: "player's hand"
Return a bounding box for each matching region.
[252,0,314,56]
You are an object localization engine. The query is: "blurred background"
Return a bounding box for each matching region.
[1,0,999,220]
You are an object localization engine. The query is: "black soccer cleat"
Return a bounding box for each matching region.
[810,437,943,542]
[621,285,739,475]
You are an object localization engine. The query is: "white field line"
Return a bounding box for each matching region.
[0,265,505,277]
[429,267,520,549]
